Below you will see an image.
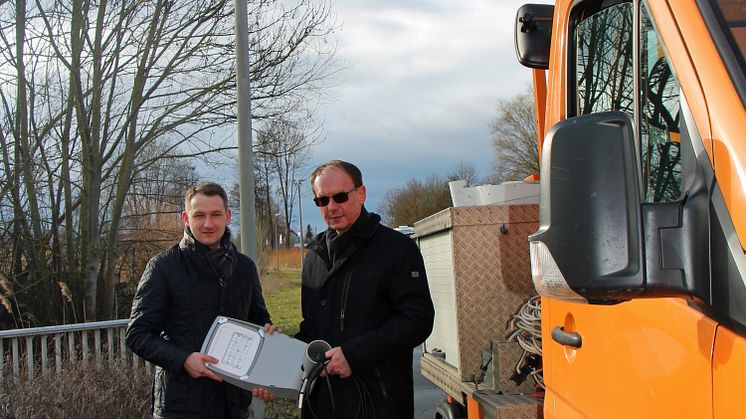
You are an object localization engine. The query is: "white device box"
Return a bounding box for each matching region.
[200,316,308,399]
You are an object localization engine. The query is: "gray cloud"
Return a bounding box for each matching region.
[288,0,553,232]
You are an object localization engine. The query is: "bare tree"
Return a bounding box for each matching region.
[488,89,539,183]
[253,145,278,255]
[378,163,478,228]
[447,161,480,186]
[113,148,198,318]
[256,117,320,248]
[0,0,340,324]
[229,170,279,264]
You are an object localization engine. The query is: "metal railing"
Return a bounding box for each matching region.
[0,319,151,381]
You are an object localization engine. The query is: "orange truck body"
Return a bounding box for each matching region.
[522,0,746,418]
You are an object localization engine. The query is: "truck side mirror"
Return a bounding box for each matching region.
[529,112,644,303]
[514,4,554,69]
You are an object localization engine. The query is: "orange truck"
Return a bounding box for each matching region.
[518,0,746,418]
[422,0,746,418]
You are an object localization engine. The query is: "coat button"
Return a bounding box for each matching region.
[320,299,327,307]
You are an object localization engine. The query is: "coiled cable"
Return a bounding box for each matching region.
[301,365,378,419]
[506,295,544,389]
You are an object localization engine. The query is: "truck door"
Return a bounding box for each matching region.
[543,2,717,417]
[694,2,746,418]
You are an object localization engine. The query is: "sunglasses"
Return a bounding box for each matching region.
[313,187,360,207]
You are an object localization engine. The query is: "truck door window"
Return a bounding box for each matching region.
[639,3,681,202]
[575,2,634,116]
[573,1,681,203]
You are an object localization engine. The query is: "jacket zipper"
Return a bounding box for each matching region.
[339,271,352,333]
[204,250,227,312]
[374,367,388,398]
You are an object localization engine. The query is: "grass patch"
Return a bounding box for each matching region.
[262,268,302,338]
[261,267,303,418]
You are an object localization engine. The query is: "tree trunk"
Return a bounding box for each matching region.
[75,0,105,322]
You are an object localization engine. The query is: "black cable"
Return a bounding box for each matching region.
[360,376,377,419]
[351,376,364,419]
[358,378,369,419]
[323,363,335,419]
[351,375,377,419]
[301,364,380,419]
[299,362,326,419]
[304,375,320,419]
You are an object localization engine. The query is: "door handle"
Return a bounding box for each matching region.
[552,326,582,348]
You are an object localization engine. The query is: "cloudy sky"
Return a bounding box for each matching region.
[225,0,551,235]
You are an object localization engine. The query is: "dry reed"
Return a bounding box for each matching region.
[0,274,13,296]
[58,281,77,323]
[0,273,23,328]
[0,279,19,328]
[58,282,73,303]
[0,294,16,330]
[0,295,12,316]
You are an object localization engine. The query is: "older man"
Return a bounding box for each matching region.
[297,160,435,419]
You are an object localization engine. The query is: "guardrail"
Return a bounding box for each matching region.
[0,319,151,381]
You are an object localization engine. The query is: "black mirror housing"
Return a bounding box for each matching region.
[514,4,554,69]
[530,112,644,302]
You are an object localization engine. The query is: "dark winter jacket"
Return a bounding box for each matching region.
[126,230,271,419]
[296,209,435,419]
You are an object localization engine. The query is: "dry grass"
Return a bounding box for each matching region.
[0,361,300,418]
[0,361,152,418]
[259,248,306,273]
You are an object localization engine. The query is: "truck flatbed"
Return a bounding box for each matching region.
[421,353,543,419]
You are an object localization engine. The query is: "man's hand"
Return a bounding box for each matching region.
[263,323,279,334]
[183,352,223,381]
[322,346,352,378]
[252,387,277,402]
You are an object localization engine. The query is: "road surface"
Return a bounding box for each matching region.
[414,344,446,418]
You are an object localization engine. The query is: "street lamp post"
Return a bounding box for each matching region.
[235,4,262,418]
[235,0,257,260]
[297,180,304,270]
[274,212,281,270]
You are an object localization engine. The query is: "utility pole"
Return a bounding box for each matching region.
[235,0,257,261]
[274,213,281,270]
[235,4,262,418]
[297,180,304,270]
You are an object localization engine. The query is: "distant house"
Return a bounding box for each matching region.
[276,224,300,247]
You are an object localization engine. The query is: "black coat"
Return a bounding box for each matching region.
[297,212,435,419]
[126,238,271,419]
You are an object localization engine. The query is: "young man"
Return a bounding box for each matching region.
[297,160,435,418]
[126,182,274,418]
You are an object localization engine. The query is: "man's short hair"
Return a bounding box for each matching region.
[185,182,229,210]
[310,160,363,188]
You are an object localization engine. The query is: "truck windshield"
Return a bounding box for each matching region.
[701,0,746,98]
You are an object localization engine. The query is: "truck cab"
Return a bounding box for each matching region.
[518,0,746,417]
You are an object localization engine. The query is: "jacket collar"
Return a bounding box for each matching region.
[179,227,236,283]
[309,207,380,276]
